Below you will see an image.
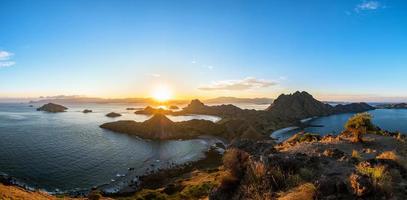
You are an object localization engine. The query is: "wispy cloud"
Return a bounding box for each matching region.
[199,77,277,91]
[0,61,16,68]
[355,1,383,12]
[0,50,15,68]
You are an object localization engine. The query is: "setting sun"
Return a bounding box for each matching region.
[152,85,173,102]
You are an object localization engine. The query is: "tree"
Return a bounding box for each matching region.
[345,113,374,143]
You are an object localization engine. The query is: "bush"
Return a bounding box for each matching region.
[345,113,375,143]
[356,163,392,194]
[223,148,249,178]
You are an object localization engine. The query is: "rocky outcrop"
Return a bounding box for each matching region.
[36,103,68,113]
[169,105,179,110]
[106,112,121,118]
[266,91,332,121]
[82,109,92,113]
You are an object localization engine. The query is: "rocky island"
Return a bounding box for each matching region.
[36,103,68,113]
[100,113,264,140]
[106,112,122,118]
[129,91,375,141]
[83,109,92,113]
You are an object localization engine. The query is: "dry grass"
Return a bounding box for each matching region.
[356,163,392,194]
[277,183,316,200]
[352,149,362,160]
[376,151,407,169]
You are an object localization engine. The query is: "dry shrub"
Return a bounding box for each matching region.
[352,150,362,160]
[223,148,250,178]
[277,183,316,200]
[218,171,240,190]
[356,163,392,195]
[377,151,407,169]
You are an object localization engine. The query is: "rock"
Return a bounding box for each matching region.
[169,105,179,110]
[163,183,183,195]
[36,103,68,113]
[126,108,137,110]
[349,173,373,197]
[106,112,121,118]
[83,109,92,113]
[317,176,348,196]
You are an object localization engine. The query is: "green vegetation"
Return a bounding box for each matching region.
[345,113,375,142]
[356,163,392,194]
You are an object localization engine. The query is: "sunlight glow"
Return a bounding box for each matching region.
[152,85,173,102]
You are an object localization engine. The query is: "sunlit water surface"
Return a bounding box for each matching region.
[0,103,222,192]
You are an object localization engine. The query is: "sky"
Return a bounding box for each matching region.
[1,0,407,102]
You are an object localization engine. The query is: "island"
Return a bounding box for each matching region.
[106,112,122,118]
[376,103,407,109]
[36,103,68,113]
[82,109,92,113]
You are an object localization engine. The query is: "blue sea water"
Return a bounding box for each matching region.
[0,103,221,192]
[272,109,407,142]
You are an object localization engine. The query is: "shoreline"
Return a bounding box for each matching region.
[0,139,226,198]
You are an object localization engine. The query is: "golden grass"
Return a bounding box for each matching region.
[356,164,392,194]
[277,183,316,200]
[352,149,362,160]
[377,151,407,169]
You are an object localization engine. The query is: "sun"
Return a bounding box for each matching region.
[152,85,173,102]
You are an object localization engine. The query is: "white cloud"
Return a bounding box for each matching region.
[199,77,277,91]
[0,51,15,68]
[0,61,16,68]
[0,51,13,61]
[355,1,382,12]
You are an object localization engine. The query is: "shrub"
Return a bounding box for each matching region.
[345,113,375,143]
[352,150,362,160]
[356,163,392,194]
[223,148,249,178]
[377,151,407,169]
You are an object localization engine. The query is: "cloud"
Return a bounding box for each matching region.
[355,1,383,12]
[199,77,277,91]
[0,51,13,60]
[0,61,15,68]
[0,50,15,68]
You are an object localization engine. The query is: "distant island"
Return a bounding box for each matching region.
[28,96,274,106]
[103,91,375,141]
[376,103,407,109]
[36,103,68,113]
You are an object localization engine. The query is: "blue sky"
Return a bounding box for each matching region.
[0,0,406,101]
